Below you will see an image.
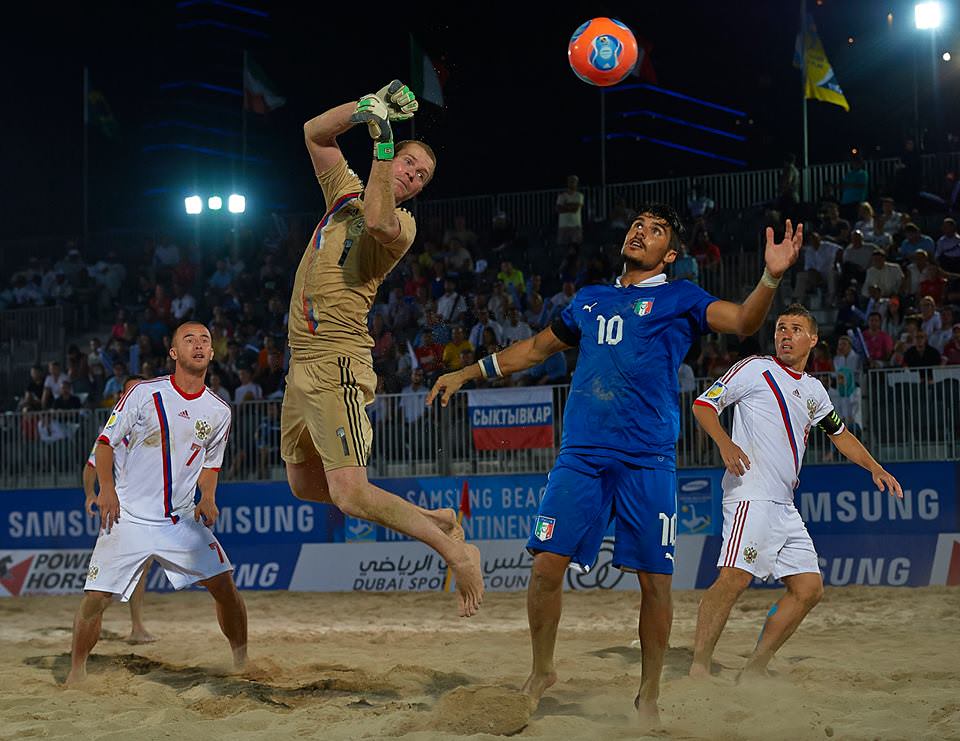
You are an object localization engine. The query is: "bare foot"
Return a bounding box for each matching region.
[634,695,661,728]
[232,645,248,671]
[126,629,157,644]
[63,667,87,687]
[688,662,711,679]
[450,543,484,617]
[431,508,465,542]
[521,670,557,709]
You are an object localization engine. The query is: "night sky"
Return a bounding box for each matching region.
[2,1,957,241]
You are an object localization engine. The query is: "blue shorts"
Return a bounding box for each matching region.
[526,451,678,574]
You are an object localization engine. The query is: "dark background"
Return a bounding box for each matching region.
[1,0,957,239]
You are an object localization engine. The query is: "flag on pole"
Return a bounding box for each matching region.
[85,72,118,138]
[795,14,849,112]
[243,55,286,114]
[409,35,445,107]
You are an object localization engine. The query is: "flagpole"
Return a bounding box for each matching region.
[600,88,607,221]
[82,65,89,250]
[242,50,248,180]
[800,0,810,203]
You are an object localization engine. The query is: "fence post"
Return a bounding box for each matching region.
[438,406,453,476]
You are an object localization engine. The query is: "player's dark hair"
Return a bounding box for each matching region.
[779,303,818,334]
[127,375,145,382]
[395,140,437,182]
[636,203,685,252]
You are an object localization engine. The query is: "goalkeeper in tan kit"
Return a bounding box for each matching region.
[282,80,484,616]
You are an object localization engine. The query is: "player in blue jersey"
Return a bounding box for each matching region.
[427,204,802,722]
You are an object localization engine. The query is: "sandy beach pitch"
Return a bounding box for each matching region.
[1,586,958,739]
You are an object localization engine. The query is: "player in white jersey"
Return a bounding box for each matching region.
[81,375,156,643]
[66,323,247,685]
[688,304,902,678]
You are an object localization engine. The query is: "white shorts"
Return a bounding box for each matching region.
[717,500,820,581]
[84,517,233,601]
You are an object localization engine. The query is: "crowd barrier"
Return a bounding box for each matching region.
[1,461,956,597]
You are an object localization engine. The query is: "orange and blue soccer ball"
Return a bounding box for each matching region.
[568,17,639,87]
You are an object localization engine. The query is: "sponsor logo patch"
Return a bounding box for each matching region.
[105,412,118,428]
[704,381,727,400]
[534,516,556,542]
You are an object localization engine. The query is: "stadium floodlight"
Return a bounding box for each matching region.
[184,196,203,215]
[943,51,952,61]
[914,2,943,30]
[227,194,246,214]
[208,195,223,211]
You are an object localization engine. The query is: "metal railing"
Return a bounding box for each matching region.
[1,365,956,490]
[0,306,68,402]
[415,152,960,235]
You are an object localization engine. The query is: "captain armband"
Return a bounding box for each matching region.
[817,409,845,436]
[478,354,504,380]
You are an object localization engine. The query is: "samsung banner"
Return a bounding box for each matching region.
[1,462,957,596]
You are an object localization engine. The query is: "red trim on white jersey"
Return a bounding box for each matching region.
[170,374,205,400]
[721,355,763,385]
[693,399,717,410]
[772,355,803,380]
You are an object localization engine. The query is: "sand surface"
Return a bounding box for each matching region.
[1,586,958,740]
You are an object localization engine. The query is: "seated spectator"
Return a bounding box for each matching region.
[255,350,285,399]
[52,380,82,410]
[24,364,45,406]
[234,367,263,402]
[853,202,878,241]
[776,154,800,220]
[102,362,127,402]
[171,283,196,322]
[862,312,894,367]
[929,306,955,353]
[902,249,955,302]
[400,368,429,425]
[476,327,502,360]
[487,281,510,322]
[42,360,66,409]
[687,182,715,219]
[47,271,75,304]
[862,249,904,298]
[876,196,904,237]
[689,228,721,271]
[149,284,172,322]
[404,263,428,299]
[498,260,525,301]
[256,402,282,479]
[550,281,577,314]
[918,296,942,338]
[443,215,479,253]
[841,230,873,285]
[38,411,69,444]
[442,326,474,371]
[468,307,503,349]
[696,340,731,377]
[556,175,584,246]
[839,155,869,222]
[209,373,232,403]
[436,279,468,324]
[140,308,168,348]
[940,323,960,365]
[414,330,445,378]
[935,217,960,273]
[524,293,552,330]
[835,286,867,333]
[889,340,908,368]
[208,259,234,292]
[898,223,936,261]
[818,202,850,245]
[172,251,198,288]
[445,238,474,276]
[153,237,180,270]
[808,341,834,373]
[833,335,862,377]
[671,243,699,284]
[904,330,941,367]
[502,307,533,345]
[793,232,840,301]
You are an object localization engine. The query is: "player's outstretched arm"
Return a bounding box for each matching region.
[427,327,572,408]
[303,102,357,177]
[705,220,804,336]
[195,468,221,527]
[692,403,751,476]
[828,428,903,499]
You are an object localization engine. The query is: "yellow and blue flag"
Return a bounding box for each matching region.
[794,14,849,112]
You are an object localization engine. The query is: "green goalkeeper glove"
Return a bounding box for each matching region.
[350,94,394,160]
[375,79,418,121]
